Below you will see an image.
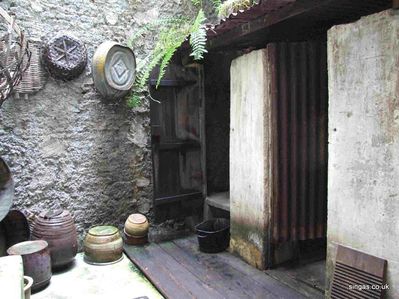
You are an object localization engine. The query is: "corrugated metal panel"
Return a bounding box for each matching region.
[206,0,295,38]
[270,40,328,243]
[205,0,391,41]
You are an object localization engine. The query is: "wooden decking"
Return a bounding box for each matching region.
[124,236,307,299]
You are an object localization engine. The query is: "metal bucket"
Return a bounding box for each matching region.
[92,41,136,99]
[195,218,230,253]
[7,240,52,292]
[0,157,13,222]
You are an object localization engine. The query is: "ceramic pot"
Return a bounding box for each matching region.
[7,240,52,292]
[83,225,123,265]
[124,213,149,238]
[123,229,148,246]
[32,209,77,268]
[24,276,33,299]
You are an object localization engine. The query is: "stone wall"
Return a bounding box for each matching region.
[327,9,399,298]
[0,0,195,245]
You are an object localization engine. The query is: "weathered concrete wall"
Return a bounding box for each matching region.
[327,9,399,298]
[0,0,195,245]
[230,49,273,269]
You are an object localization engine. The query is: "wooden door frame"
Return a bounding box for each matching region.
[149,62,207,221]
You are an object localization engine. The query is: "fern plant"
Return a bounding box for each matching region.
[218,0,256,19]
[127,1,221,108]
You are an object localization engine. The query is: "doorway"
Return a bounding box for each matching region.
[267,38,328,293]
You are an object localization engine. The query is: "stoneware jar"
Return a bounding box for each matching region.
[32,209,77,268]
[7,240,52,292]
[83,225,123,265]
[124,213,149,238]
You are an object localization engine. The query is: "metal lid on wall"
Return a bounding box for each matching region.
[92,41,136,99]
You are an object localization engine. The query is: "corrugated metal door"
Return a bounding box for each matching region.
[150,64,205,222]
[269,40,328,245]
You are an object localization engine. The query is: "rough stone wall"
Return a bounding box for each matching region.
[229,49,273,270]
[327,9,399,298]
[0,0,196,245]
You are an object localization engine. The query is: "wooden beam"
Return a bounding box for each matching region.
[394,0,399,9]
[208,0,331,50]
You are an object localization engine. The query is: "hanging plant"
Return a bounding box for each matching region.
[218,0,257,19]
[126,1,221,108]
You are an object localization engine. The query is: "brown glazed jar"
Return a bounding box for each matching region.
[83,225,123,265]
[32,209,77,268]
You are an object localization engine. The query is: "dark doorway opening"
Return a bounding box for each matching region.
[203,52,236,220]
[267,37,328,295]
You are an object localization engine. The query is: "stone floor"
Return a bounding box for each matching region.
[32,253,163,299]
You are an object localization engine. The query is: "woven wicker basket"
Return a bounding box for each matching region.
[14,40,47,98]
[0,7,30,107]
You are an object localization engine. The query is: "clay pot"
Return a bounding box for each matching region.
[83,225,123,265]
[123,229,148,246]
[24,276,33,299]
[124,214,149,238]
[7,240,52,292]
[32,209,77,268]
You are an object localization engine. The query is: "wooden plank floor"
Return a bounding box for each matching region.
[124,236,307,299]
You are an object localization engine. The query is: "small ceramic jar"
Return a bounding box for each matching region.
[124,214,149,238]
[83,225,123,265]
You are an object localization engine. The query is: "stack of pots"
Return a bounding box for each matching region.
[123,213,149,245]
[32,209,77,268]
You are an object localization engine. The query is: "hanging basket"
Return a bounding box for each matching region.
[0,7,31,107]
[14,40,47,97]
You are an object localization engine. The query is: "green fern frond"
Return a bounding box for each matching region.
[190,9,206,32]
[156,45,178,88]
[127,92,142,108]
[218,0,253,19]
[210,0,222,11]
[127,5,213,107]
[189,9,208,61]
[189,26,207,60]
[139,49,165,88]
[128,17,190,47]
[191,0,202,7]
